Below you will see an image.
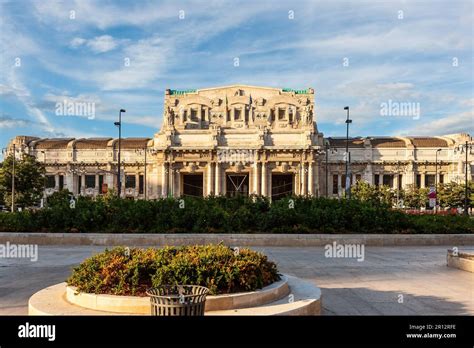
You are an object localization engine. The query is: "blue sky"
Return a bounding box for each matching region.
[0,0,473,156]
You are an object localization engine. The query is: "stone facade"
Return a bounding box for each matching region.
[6,85,473,200]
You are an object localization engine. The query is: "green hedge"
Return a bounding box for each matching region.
[0,194,472,234]
[66,245,280,296]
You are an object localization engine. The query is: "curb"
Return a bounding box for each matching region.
[1,232,474,246]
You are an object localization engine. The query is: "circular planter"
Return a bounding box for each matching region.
[66,275,289,314]
[447,249,474,273]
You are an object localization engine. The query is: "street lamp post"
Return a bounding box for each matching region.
[435,148,442,213]
[344,106,352,198]
[396,160,401,208]
[466,142,469,216]
[41,150,46,207]
[11,144,16,212]
[115,109,126,197]
[454,141,473,216]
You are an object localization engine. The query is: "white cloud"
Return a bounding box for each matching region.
[399,111,474,136]
[69,37,86,48]
[0,115,33,128]
[100,35,170,90]
[86,35,119,53]
[70,35,119,53]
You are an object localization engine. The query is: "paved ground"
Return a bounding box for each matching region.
[0,245,472,315]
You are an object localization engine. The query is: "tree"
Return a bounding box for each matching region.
[437,181,473,209]
[351,181,379,203]
[0,154,45,209]
[351,181,397,207]
[402,184,428,209]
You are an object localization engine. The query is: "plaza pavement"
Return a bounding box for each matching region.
[0,245,472,315]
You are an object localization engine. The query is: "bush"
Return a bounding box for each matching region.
[66,245,281,296]
[0,195,472,234]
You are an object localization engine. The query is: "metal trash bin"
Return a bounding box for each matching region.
[146,285,210,316]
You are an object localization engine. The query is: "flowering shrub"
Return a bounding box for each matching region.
[66,245,280,296]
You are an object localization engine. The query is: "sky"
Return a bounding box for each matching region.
[0,0,473,157]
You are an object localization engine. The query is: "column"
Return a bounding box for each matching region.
[135,173,140,198]
[207,162,213,196]
[81,174,85,195]
[174,170,180,197]
[106,173,114,193]
[215,162,221,195]
[308,162,313,196]
[66,172,74,193]
[161,163,168,197]
[421,173,426,188]
[253,162,260,195]
[379,174,383,186]
[54,174,59,190]
[95,174,99,196]
[364,163,373,184]
[198,106,203,127]
[301,163,307,195]
[314,161,320,197]
[261,162,267,196]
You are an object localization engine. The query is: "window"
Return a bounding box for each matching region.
[278,108,285,120]
[125,175,136,188]
[383,175,394,188]
[183,110,187,121]
[416,174,421,188]
[439,174,444,184]
[46,175,55,188]
[234,108,242,121]
[85,175,95,188]
[341,174,352,189]
[139,175,144,194]
[98,175,104,194]
[425,174,435,188]
[288,107,294,123]
[356,174,362,182]
[227,174,249,197]
[58,175,64,190]
[190,109,198,122]
[332,175,339,195]
[398,174,403,190]
[374,174,380,187]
